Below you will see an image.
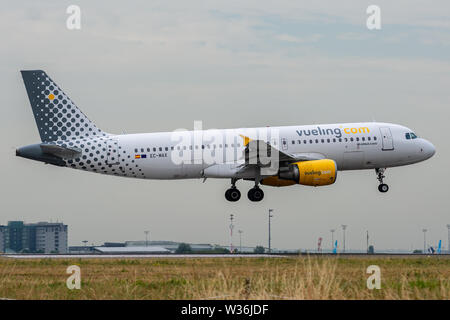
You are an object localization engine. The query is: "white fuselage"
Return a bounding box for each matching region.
[73,122,434,180]
[18,71,436,198]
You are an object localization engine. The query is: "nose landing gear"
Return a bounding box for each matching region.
[376,168,389,193]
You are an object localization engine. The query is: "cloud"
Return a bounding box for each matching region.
[276,33,323,43]
[336,32,373,41]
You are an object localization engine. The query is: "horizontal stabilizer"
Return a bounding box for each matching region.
[40,144,82,159]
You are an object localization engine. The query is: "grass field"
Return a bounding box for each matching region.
[0,256,449,299]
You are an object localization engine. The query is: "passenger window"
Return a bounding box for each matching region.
[153,147,156,152]
[304,140,307,144]
[165,147,168,151]
[321,139,324,143]
[134,148,138,153]
[362,137,365,141]
[147,148,150,152]
[374,136,377,141]
[292,140,295,145]
[368,137,371,141]
[141,148,144,152]
[356,137,359,141]
[339,138,342,142]
[350,137,354,142]
[309,140,313,144]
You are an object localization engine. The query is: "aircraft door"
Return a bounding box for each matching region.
[281,138,288,151]
[380,127,394,151]
[106,139,120,165]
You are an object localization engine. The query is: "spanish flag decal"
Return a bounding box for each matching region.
[135,154,141,159]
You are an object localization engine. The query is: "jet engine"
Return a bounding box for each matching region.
[261,159,337,187]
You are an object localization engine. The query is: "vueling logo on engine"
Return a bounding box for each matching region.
[296,126,370,138]
[304,170,331,176]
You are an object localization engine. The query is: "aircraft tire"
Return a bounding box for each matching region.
[248,187,264,202]
[226,188,241,202]
[378,184,389,193]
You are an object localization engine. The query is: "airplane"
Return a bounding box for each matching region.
[16,70,436,202]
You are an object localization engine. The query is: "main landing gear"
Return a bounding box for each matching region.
[225,179,241,202]
[375,168,389,193]
[247,186,264,202]
[225,178,264,202]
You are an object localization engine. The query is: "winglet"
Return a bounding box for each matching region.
[239,134,252,146]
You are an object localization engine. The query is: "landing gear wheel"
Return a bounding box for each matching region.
[248,187,264,202]
[375,168,389,193]
[378,184,389,193]
[225,188,241,202]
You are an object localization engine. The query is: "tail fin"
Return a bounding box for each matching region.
[21,70,107,142]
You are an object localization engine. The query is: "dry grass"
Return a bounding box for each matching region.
[0,256,448,300]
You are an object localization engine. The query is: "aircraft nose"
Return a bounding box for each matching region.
[421,140,436,159]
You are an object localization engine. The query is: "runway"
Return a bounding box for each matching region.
[2,254,289,259]
[2,253,449,259]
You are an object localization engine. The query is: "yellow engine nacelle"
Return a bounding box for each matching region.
[262,159,337,187]
[294,159,337,186]
[260,176,296,187]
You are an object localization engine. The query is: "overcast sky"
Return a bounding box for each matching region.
[1,1,449,251]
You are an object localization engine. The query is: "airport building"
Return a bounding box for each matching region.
[85,240,265,254]
[124,240,216,252]
[0,221,68,254]
[0,225,6,253]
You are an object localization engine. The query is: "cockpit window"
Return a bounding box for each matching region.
[411,133,417,139]
[405,133,411,140]
[406,132,418,140]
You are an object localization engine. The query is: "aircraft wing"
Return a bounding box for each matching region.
[240,135,324,166]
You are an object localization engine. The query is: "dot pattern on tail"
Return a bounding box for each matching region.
[21,70,107,142]
[21,70,145,179]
